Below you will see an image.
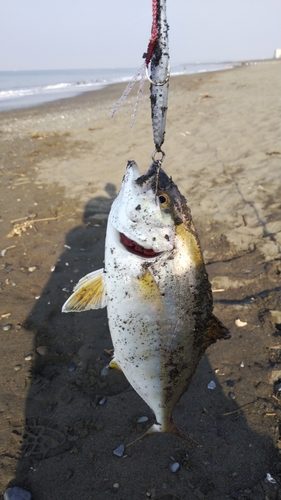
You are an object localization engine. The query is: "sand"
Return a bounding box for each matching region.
[0,60,281,500]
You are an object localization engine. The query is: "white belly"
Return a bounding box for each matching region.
[104,221,198,426]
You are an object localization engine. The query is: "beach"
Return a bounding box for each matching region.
[0,60,281,499]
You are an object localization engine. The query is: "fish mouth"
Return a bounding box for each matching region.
[120,232,162,258]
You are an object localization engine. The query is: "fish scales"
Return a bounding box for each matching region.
[63,160,230,436]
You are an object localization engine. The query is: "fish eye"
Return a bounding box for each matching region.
[158,193,170,207]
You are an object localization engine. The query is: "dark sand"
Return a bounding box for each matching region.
[1,61,281,500]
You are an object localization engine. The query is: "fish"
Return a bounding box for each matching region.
[62,160,230,436]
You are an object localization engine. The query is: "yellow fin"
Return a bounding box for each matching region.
[108,358,122,371]
[62,269,107,312]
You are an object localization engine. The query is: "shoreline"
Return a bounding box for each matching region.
[0,70,222,118]
[0,58,277,116]
[0,58,278,124]
[0,62,234,114]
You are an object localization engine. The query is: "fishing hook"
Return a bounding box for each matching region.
[146,65,170,86]
[152,149,165,194]
[152,149,165,196]
[155,160,161,198]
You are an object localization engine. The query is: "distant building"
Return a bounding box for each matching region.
[274,49,281,59]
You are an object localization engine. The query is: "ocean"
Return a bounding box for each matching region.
[0,63,234,112]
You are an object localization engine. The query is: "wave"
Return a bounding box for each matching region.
[0,80,113,101]
[0,63,235,111]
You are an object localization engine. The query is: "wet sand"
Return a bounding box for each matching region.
[0,60,281,500]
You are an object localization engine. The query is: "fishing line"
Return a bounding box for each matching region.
[145,0,158,67]
[110,0,169,192]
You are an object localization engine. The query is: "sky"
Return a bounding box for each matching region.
[0,0,281,71]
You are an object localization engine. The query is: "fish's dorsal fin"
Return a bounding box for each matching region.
[202,314,231,350]
[62,269,107,313]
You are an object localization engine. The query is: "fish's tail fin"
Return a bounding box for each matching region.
[149,421,200,446]
[126,420,199,448]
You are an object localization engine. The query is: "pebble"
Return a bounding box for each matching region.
[266,472,276,484]
[170,462,180,473]
[36,345,47,356]
[226,380,235,387]
[94,419,104,430]
[274,381,281,394]
[113,483,119,490]
[100,365,109,377]
[50,265,56,272]
[64,469,73,480]
[90,402,97,408]
[24,354,33,361]
[67,362,76,372]
[137,416,149,423]
[14,365,22,371]
[207,380,216,390]
[235,319,247,327]
[215,367,226,375]
[28,266,37,272]
[3,324,12,331]
[98,396,106,405]
[229,392,236,400]
[15,324,22,331]
[240,361,245,368]
[113,444,125,457]
[4,486,31,500]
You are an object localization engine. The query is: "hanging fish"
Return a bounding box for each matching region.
[62,160,230,436]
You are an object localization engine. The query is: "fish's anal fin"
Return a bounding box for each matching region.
[126,421,199,448]
[62,269,107,313]
[108,358,122,371]
[202,314,231,350]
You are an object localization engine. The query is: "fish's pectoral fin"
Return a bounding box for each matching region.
[62,268,107,313]
[108,358,122,371]
[202,314,231,350]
